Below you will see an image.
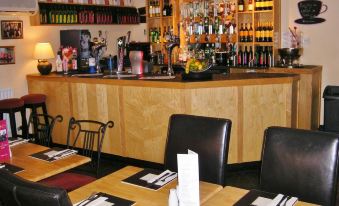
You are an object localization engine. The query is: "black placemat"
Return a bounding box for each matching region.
[0,163,24,174]
[234,189,277,206]
[98,192,135,206]
[122,168,168,191]
[29,147,71,162]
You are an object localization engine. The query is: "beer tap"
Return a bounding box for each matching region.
[165,29,180,76]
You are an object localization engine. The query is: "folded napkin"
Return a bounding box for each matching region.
[9,138,28,147]
[145,170,177,186]
[74,195,113,206]
[45,149,77,160]
[253,194,298,206]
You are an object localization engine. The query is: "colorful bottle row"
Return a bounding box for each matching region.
[40,0,132,6]
[39,3,139,24]
[239,23,253,42]
[149,0,172,18]
[237,46,273,67]
[238,0,273,12]
[255,22,273,42]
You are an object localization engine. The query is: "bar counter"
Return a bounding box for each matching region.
[27,70,302,164]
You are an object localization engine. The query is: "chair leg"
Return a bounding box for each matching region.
[20,107,28,139]
[42,103,49,125]
[9,111,17,139]
[0,112,3,120]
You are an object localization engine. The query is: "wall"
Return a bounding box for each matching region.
[281,0,339,123]
[0,0,147,98]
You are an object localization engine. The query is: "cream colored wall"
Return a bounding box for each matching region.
[281,0,339,123]
[0,0,147,98]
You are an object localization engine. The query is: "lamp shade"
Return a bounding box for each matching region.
[34,43,55,60]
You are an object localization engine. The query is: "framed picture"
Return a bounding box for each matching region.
[0,46,15,65]
[1,20,23,39]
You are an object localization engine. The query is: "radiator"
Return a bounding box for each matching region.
[0,88,13,136]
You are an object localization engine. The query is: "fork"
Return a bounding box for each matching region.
[75,191,98,206]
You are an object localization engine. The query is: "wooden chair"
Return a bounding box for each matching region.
[164,114,232,186]
[39,117,114,191]
[26,113,63,147]
[260,126,339,206]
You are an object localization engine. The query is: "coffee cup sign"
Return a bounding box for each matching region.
[295,0,328,24]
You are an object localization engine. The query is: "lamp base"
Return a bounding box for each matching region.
[37,61,52,75]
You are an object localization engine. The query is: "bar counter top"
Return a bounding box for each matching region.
[27,71,299,89]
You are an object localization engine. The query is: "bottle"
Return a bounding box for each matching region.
[255,0,261,11]
[248,0,254,11]
[244,23,249,42]
[149,0,153,17]
[239,23,244,42]
[264,22,269,42]
[243,46,248,66]
[248,46,254,67]
[162,0,167,16]
[260,22,265,42]
[72,48,78,70]
[255,22,261,42]
[248,23,253,42]
[56,54,63,73]
[238,46,243,66]
[268,0,273,10]
[268,22,273,42]
[238,0,244,12]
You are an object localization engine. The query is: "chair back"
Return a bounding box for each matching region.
[66,117,114,177]
[27,113,63,147]
[260,126,339,206]
[0,169,72,206]
[164,114,232,186]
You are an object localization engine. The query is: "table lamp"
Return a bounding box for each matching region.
[34,43,55,75]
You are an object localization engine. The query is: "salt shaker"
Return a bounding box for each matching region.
[168,188,179,206]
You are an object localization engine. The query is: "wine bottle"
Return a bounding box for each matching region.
[244,23,249,42]
[162,0,167,16]
[248,0,254,11]
[238,0,244,12]
[255,22,260,42]
[243,46,248,66]
[238,46,243,66]
[248,46,253,67]
[255,0,261,11]
[248,23,253,42]
[239,23,244,42]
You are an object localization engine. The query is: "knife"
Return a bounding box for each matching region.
[147,172,171,184]
[159,172,177,183]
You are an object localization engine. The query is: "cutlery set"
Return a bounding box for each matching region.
[47,149,77,160]
[147,171,177,186]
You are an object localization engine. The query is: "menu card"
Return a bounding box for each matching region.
[0,120,10,161]
[176,150,200,206]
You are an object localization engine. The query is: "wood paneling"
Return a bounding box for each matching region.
[27,73,300,163]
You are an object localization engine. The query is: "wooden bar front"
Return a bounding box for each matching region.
[27,72,300,164]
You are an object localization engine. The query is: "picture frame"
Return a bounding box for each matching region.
[1,20,23,39]
[0,46,15,65]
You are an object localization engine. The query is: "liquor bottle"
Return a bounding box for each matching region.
[248,46,254,67]
[264,22,270,42]
[238,46,243,66]
[149,0,153,17]
[255,22,261,42]
[243,46,248,66]
[162,0,167,16]
[56,48,63,73]
[248,23,253,42]
[244,23,249,42]
[248,0,254,11]
[238,0,244,12]
[239,23,244,42]
[268,22,273,42]
[260,22,265,42]
[72,48,78,70]
[255,0,262,11]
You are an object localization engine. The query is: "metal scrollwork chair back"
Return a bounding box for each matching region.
[66,117,114,177]
[27,113,63,147]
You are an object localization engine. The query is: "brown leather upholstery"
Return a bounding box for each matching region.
[0,169,72,206]
[164,114,232,186]
[0,98,24,109]
[260,126,339,206]
[21,94,46,104]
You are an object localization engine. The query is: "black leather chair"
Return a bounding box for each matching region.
[0,169,72,206]
[164,114,232,186]
[260,126,339,206]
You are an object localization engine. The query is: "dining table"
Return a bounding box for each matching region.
[202,186,319,206]
[69,166,223,205]
[4,142,90,182]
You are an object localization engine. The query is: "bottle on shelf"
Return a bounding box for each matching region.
[248,0,254,11]
[72,48,78,70]
[238,0,244,12]
[248,23,253,42]
[237,46,243,66]
[56,48,63,73]
[255,0,262,11]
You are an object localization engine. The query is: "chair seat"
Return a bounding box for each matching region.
[39,172,96,192]
[21,94,46,105]
[0,98,24,109]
